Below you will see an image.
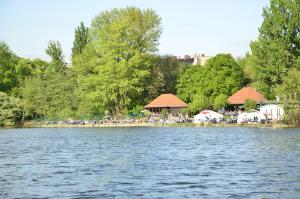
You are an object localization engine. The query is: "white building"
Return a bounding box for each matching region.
[193,53,211,66]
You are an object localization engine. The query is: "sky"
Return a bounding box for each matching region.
[0,0,269,62]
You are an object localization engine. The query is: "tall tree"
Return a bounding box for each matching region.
[154,56,180,94]
[75,7,162,116]
[143,55,181,103]
[247,0,300,98]
[22,43,77,120]
[72,22,89,61]
[45,41,65,72]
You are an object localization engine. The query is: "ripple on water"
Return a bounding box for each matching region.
[0,127,299,199]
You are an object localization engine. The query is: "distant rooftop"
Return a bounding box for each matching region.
[175,53,211,65]
[228,87,267,105]
[145,93,188,108]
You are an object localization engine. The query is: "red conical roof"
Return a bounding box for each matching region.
[145,94,188,108]
[228,87,267,105]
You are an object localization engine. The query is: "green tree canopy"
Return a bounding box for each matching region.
[0,91,22,126]
[0,42,18,94]
[188,93,210,114]
[275,68,300,125]
[177,54,247,112]
[213,94,228,111]
[247,0,300,98]
[22,71,78,120]
[71,22,89,61]
[74,7,162,117]
[143,55,181,102]
[45,40,65,72]
[21,43,78,120]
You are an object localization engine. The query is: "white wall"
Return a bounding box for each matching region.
[259,104,284,120]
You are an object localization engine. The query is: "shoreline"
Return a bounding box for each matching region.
[18,122,295,129]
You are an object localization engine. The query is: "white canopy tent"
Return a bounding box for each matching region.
[194,110,224,123]
[237,110,266,124]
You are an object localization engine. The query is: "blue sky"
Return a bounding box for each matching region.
[0,0,269,62]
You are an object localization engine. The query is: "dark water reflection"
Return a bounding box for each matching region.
[0,127,300,198]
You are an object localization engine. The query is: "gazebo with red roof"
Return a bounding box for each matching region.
[228,87,267,105]
[145,93,188,114]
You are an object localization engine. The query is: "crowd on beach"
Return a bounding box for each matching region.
[45,113,194,126]
[44,110,275,127]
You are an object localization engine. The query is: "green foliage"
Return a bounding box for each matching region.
[143,55,181,102]
[282,106,300,126]
[247,0,300,98]
[0,42,18,94]
[74,7,162,116]
[72,22,89,61]
[0,92,23,126]
[177,54,247,111]
[275,68,300,126]
[276,68,300,101]
[213,94,228,110]
[45,41,65,72]
[22,70,78,120]
[3,3,300,126]
[21,41,78,120]
[244,99,257,111]
[188,94,210,114]
[154,56,180,94]
[15,58,35,80]
[160,109,168,120]
[127,105,144,118]
[12,58,48,96]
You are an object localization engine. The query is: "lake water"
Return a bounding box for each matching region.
[0,127,300,199]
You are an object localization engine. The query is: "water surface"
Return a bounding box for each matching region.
[0,127,300,198]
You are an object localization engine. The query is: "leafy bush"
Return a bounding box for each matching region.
[244,99,257,111]
[213,94,228,110]
[0,92,23,126]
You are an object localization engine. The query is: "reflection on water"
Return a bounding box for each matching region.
[0,127,300,198]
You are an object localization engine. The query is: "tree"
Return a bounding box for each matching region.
[176,64,202,103]
[188,93,210,114]
[204,54,246,99]
[45,41,65,72]
[244,99,257,111]
[30,58,49,76]
[22,76,45,118]
[0,42,18,94]
[177,54,247,112]
[15,58,35,80]
[247,0,300,98]
[275,68,300,126]
[75,7,162,117]
[22,71,79,120]
[143,55,181,102]
[154,55,180,94]
[0,92,22,126]
[213,94,228,110]
[72,22,89,61]
[22,43,77,120]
